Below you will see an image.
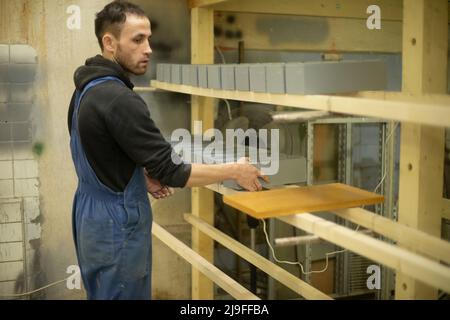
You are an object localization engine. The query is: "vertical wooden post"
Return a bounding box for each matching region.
[396,0,448,299]
[190,7,215,300]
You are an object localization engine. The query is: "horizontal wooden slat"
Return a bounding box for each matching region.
[212,0,403,20]
[184,214,332,300]
[333,207,450,265]
[152,222,259,300]
[279,213,450,293]
[223,183,384,219]
[189,0,229,8]
[215,12,402,53]
[150,81,450,128]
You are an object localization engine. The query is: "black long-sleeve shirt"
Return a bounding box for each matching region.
[68,55,191,192]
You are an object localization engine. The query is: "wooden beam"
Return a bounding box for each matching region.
[396,0,448,300]
[215,12,402,53]
[346,91,450,107]
[213,0,403,21]
[333,208,450,265]
[151,81,450,128]
[278,213,450,294]
[189,0,229,8]
[152,222,259,300]
[190,7,216,300]
[443,198,450,221]
[184,214,333,300]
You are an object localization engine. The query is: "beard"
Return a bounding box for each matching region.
[114,46,147,76]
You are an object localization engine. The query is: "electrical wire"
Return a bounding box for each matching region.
[372,122,399,194]
[214,46,233,121]
[261,218,348,274]
[222,99,233,121]
[0,277,71,298]
[215,45,226,64]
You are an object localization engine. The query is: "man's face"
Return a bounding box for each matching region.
[113,14,152,75]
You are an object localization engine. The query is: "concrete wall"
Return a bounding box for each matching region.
[0,0,192,299]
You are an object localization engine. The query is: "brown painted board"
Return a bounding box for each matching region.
[223,183,384,219]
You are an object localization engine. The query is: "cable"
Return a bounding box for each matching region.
[372,122,398,194]
[262,218,349,275]
[0,276,71,298]
[364,122,399,211]
[215,45,226,64]
[222,99,233,121]
[214,46,233,122]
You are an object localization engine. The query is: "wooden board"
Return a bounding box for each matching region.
[151,81,450,128]
[223,183,384,219]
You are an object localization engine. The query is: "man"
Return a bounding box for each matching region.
[68,1,265,300]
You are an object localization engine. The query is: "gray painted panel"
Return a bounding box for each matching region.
[207,65,221,89]
[220,64,235,91]
[235,64,250,91]
[249,64,266,93]
[266,63,285,94]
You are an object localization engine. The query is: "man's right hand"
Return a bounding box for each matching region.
[235,157,269,192]
[185,160,269,192]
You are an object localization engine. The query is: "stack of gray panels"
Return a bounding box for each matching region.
[155,60,386,94]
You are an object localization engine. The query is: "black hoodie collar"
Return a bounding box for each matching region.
[73,55,134,91]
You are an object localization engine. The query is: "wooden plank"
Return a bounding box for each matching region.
[152,222,259,300]
[150,81,450,128]
[223,183,384,219]
[190,7,215,300]
[189,0,229,8]
[443,198,450,221]
[333,207,450,265]
[346,91,450,106]
[215,12,402,53]
[184,214,332,300]
[279,213,450,294]
[212,0,403,21]
[396,0,448,300]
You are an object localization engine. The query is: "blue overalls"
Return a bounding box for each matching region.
[70,76,152,300]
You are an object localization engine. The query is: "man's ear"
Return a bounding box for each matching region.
[102,33,117,53]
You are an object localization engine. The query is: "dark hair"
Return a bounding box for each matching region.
[95,1,147,50]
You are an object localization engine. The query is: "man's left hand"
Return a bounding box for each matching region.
[144,173,174,199]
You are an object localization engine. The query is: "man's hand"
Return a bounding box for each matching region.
[235,157,269,192]
[144,172,174,199]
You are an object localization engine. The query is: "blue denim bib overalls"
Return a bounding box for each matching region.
[70,76,152,299]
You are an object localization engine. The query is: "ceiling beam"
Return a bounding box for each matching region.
[212,0,403,21]
[188,0,229,8]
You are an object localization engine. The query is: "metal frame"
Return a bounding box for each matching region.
[303,116,397,298]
